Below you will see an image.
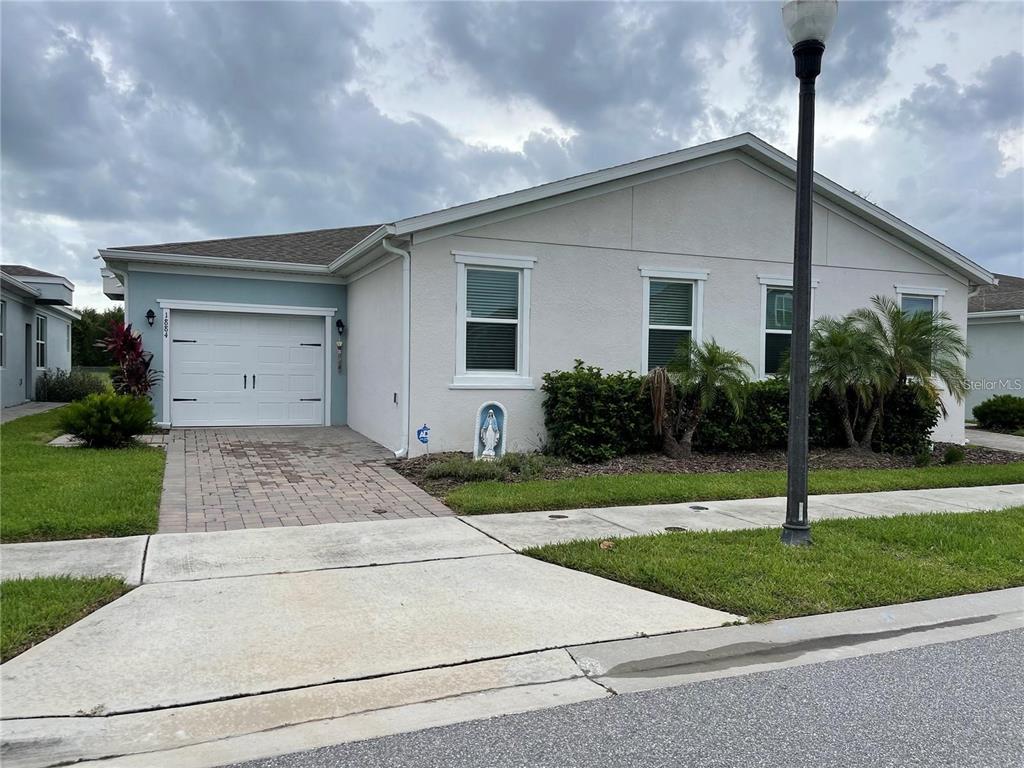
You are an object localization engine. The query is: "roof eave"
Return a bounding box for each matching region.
[98,249,333,274]
[327,224,392,274]
[0,272,42,298]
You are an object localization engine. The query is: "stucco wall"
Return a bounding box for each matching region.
[346,257,404,450]
[124,269,347,425]
[405,157,970,455]
[1,293,73,407]
[966,318,1024,417]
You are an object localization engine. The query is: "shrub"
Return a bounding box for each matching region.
[913,450,932,467]
[542,361,652,463]
[35,368,107,402]
[57,393,154,448]
[873,383,941,456]
[943,445,965,465]
[96,321,159,396]
[973,395,1024,432]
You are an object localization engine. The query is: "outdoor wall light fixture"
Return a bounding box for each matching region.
[779,0,838,547]
[145,309,156,327]
[336,319,345,336]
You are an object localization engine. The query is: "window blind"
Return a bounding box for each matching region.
[649,281,693,327]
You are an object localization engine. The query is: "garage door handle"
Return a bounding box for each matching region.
[252,374,256,389]
[243,374,247,389]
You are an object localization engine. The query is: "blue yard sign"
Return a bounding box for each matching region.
[416,424,430,445]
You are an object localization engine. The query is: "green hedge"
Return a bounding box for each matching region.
[541,361,653,463]
[35,368,108,402]
[542,363,941,462]
[973,395,1024,432]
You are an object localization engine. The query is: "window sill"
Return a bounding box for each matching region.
[449,375,535,390]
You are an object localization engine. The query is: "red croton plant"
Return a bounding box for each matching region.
[96,320,161,396]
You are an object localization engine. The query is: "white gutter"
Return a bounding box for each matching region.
[98,249,333,275]
[381,237,411,459]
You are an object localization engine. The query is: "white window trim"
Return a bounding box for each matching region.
[452,252,534,390]
[894,285,945,315]
[640,268,706,372]
[0,300,6,369]
[35,315,47,370]
[758,279,818,379]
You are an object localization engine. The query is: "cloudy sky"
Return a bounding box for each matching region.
[2,1,1022,309]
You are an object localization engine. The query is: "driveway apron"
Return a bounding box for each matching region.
[158,427,451,532]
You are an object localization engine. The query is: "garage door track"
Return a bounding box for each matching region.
[159,427,451,532]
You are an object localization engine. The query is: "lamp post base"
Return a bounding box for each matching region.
[781,523,812,547]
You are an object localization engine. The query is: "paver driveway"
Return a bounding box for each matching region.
[159,427,451,532]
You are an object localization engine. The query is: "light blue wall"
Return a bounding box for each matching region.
[1,292,74,407]
[125,270,347,425]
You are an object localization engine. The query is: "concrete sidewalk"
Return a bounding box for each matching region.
[463,483,1024,550]
[967,427,1024,454]
[4,484,1021,583]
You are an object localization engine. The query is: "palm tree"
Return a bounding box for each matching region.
[645,339,753,458]
[808,315,881,449]
[849,295,968,449]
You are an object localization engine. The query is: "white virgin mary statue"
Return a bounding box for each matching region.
[480,409,501,461]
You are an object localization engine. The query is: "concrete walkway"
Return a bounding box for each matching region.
[0,516,736,768]
[967,427,1024,454]
[462,483,1024,550]
[0,401,64,423]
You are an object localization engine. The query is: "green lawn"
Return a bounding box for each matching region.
[0,410,164,542]
[446,462,1024,514]
[1,576,130,661]
[526,508,1024,622]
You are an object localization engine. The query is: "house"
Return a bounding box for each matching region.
[98,133,995,455]
[966,272,1024,418]
[1,265,80,407]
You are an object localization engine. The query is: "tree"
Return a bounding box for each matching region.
[645,339,753,458]
[810,295,968,450]
[849,295,967,449]
[96,320,160,396]
[72,306,124,367]
[808,315,881,449]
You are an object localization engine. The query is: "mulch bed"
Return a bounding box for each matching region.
[392,443,1023,496]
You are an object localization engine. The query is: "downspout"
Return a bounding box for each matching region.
[381,237,411,458]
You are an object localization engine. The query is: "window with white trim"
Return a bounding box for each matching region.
[900,294,936,317]
[35,315,47,369]
[763,286,793,376]
[0,300,6,368]
[646,280,695,369]
[453,252,533,388]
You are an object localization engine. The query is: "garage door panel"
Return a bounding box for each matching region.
[169,309,326,427]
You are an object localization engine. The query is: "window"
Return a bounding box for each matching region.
[901,294,936,317]
[640,268,706,371]
[0,300,5,368]
[758,275,818,378]
[764,287,793,376]
[453,252,534,388]
[35,315,47,369]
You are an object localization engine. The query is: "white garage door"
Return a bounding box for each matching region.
[169,310,326,427]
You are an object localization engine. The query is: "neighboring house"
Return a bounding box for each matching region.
[966,272,1024,418]
[1,265,80,407]
[98,133,994,455]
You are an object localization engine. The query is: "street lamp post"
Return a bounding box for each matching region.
[780,0,837,547]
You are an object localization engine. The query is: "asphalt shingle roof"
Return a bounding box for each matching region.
[1,264,63,278]
[969,273,1024,313]
[109,225,382,267]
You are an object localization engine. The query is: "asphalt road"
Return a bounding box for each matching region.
[234,629,1024,768]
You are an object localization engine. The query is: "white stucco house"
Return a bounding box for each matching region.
[98,133,995,455]
[966,272,1024,418]
[1,265,80,407]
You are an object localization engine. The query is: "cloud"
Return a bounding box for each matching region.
[0,1,1021,308]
